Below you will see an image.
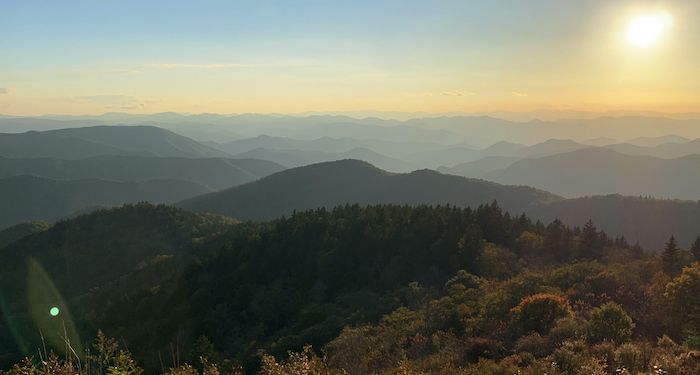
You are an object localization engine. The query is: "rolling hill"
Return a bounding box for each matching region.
[212,134,446,158]
[179,159,700,249]
[0,221,50,248]
[530,195,700,250]
[231,147,416,172]
[438,156,521,178]
[0,126,229,159]
[178,159,560,221]
[0,156,284,190]
[483,148,700,200]
[0,175,210,229]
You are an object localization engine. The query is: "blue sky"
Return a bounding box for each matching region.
[1,0,698,115]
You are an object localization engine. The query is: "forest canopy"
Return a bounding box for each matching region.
[0,203,699,374]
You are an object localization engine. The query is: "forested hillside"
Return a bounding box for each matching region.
[179,159,700,249]
[2,203,700,374]
[0,175,210,228]
[178,159,559,221]
[0,155,284,191]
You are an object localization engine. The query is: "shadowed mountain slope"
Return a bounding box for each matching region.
[178,159,560,221]
[0,156,284,190]
[0,175,210,228]
[484,148,700,200]
[0,126,229,159]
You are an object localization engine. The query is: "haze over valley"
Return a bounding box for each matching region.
[3,1,700,374]
[1,114,700,250]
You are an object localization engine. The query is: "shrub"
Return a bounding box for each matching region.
[588,302,635,344]
[511,293,572,335]
[551,340,588,373]
[615,343,643,373]
[515,333,549,357]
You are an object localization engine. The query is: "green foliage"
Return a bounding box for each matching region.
[1,202,699,374]
[691,236,700,261]
[587,302,635,344]
[0,221,50,248]
[662,236,687,276]
[510,293,572,336]
[189,336,220,371]
[477,244,520,280]
[665,262,700,340]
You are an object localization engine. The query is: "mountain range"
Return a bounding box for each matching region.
[441,147,700,200]
[178,159,559,221]
[230,147,416,172]
[480,148,700,200]
[0,120,698,249]
[3,113,700,147]
[179,159,700,249]
[0,126,228,159]
[0,155,283,190]
[0,175,209,228]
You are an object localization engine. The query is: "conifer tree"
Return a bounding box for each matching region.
[662,236,681,275]
[691,236,700,261]
[581,219,602,259]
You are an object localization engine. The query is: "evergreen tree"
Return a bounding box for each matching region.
[580,219,602,259]
[662,236,681,275]
[691,236,700,261]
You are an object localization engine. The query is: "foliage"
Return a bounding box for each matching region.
[588,302,636,344]
[2,203,700,374]
[665,262,700,340]
[510,293,572,336]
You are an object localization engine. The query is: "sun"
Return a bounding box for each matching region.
[627,12,673,47]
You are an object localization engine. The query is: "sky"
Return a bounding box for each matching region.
[1,0,699,116]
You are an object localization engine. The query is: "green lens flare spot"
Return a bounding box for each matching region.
[49,307,60,317]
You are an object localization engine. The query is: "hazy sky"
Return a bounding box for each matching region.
[1,0,699,115]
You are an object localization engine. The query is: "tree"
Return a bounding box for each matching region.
[587,302,635,344]
[477,244,520,280]
[189,335,220,371]
[665,263,700,338]
[691,236,700,261]
[510,293,572,335]
[580,220,603,259]
[662,236,681,275]
[544,219,573,262]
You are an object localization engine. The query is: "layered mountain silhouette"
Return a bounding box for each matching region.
[231,147,416,172]
[212,134,445,158]
[179,159,700,249]
[4,113,700,147]
[0,156,284,190]
[0,126,228,159]
[480,148,700,200]
[438,156,521,178]
[0,175,210,228]
[531,195,700,251]
[178,159,559,221]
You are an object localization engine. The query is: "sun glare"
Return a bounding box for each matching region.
[627,11,673,47]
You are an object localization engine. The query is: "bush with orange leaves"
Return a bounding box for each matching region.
[510,293,573,336]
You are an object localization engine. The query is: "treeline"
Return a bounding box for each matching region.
[1,203,700,374]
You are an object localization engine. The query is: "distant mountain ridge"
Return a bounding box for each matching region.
[4,113,700,147]
[179,159,700,249]
[0,155,284,190]
[0,175,210,229]
[0,125,229,159]
[482,148,700,200]
[231,147,416,172]
[178,159,561,221]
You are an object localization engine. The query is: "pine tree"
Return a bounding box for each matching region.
[662,236,681,275]
[691,236,700,261]
[581,219,602,259]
